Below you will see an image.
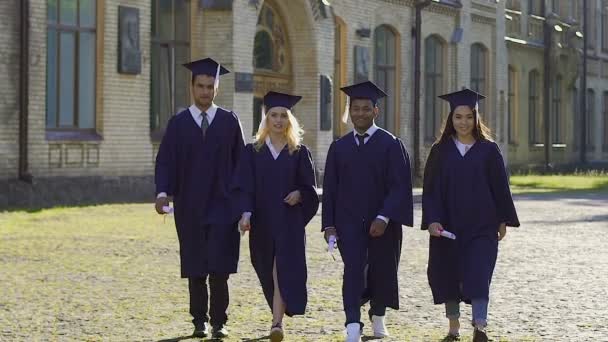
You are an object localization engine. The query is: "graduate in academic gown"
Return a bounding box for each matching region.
[421,88,520,342]
[154,57,245,338]
[232,91,319,342]
[322,81,413,342]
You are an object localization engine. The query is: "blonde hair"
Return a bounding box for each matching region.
[253,107,304,154]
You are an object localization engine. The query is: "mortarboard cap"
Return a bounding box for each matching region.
[340,81,387,106]
[438,88,486,113]
[183,58,229,88]
[263,91,302,111]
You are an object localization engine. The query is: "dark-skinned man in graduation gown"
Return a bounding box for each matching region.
[322,81,413,342]
[154,58,245,339]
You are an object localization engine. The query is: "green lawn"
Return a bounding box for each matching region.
[510,173,608,194]
[0,204,535,341]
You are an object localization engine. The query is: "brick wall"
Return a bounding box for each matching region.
[0,1,19,180]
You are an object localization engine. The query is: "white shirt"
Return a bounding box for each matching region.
[189,103,218,127]
[353,123,379,145]
[156,103,219,198]
[241,137,286,219]
[453,136,475,156]
[265,136,283,160]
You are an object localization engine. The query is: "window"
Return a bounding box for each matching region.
[46,0,97,129]
[602,0,608,51]
[528,0,543,16]
[551,0,564,16]
[508,66,517,144]
[573,88,580,150]
[424,36,444,141]
[150,0,190,134]
[604,92,608,151]
[528,70,542,144]
[572,1,582,22]
[374,25,397,133]
[552,76,562,143]
[587,1,597,49]
[470,43,487,116]
[254,3,290,74]
[506,0,521,11]
[587,89,595,149]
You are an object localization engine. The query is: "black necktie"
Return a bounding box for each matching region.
[356,133,369,147]
[201,112,209,138]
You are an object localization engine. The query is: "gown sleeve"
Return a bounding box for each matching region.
[231,144,256,218]
[321,142,338,231]
[155,116,178,196]
[296,145,320,226]
[421,143,443,229]
[377,138,414,227]
[487,142,520,227]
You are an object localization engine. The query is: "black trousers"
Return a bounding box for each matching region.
[188,274,230,327]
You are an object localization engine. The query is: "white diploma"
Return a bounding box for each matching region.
[440,230,456,240]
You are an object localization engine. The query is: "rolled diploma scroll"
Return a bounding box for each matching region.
[440,230,456,240]
[162,206,174,214]
[328,235,337,253]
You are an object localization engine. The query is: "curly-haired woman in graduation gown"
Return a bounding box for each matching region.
[232,91,319,342]
[422,89,520,342]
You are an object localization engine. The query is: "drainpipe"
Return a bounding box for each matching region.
[19,0,33,183]
[413,0,432,179]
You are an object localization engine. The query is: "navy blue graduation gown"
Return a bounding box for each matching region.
[422,139,520,304]
[155,107,245,278]
[231,143,319,316]
[322,129,413,311]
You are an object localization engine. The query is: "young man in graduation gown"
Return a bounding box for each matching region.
[154,57,245,338]
[322,81,414,342]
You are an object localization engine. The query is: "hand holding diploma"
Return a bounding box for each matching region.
[429,222,456,240]
[238,213,251,236]
[324,227,338,261]
[440,229,456,240]
[328,235,337,260]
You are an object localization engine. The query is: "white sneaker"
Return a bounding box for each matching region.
[371,315,389,338]
[345,322,362,342]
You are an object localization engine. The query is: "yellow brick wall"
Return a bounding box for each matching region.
[0,1,19,179]
[8,1,598,183]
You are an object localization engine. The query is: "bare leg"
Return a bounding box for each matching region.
[449,318,460,335]
[272,258,286,326]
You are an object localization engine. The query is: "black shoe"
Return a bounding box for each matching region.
[442,333,460,341]
[192,322,209,338]
[212,325,229,338]
[472,328,488,342]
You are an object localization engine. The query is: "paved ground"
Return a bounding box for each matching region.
[1,192,607,341]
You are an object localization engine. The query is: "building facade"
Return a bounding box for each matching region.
[1,0,604,207]
[505,0,608,168]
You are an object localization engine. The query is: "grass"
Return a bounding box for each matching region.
[0,204,540,341]
[510,171,608,194]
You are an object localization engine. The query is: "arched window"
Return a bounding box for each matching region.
[552,75,562,143]
[508,66,517,144]
[470,43,487,116]
[254,3,290,74]
[374,25,397,133]
[424,35,444,141]
[587,89,595,149]
[528,70,542,144]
